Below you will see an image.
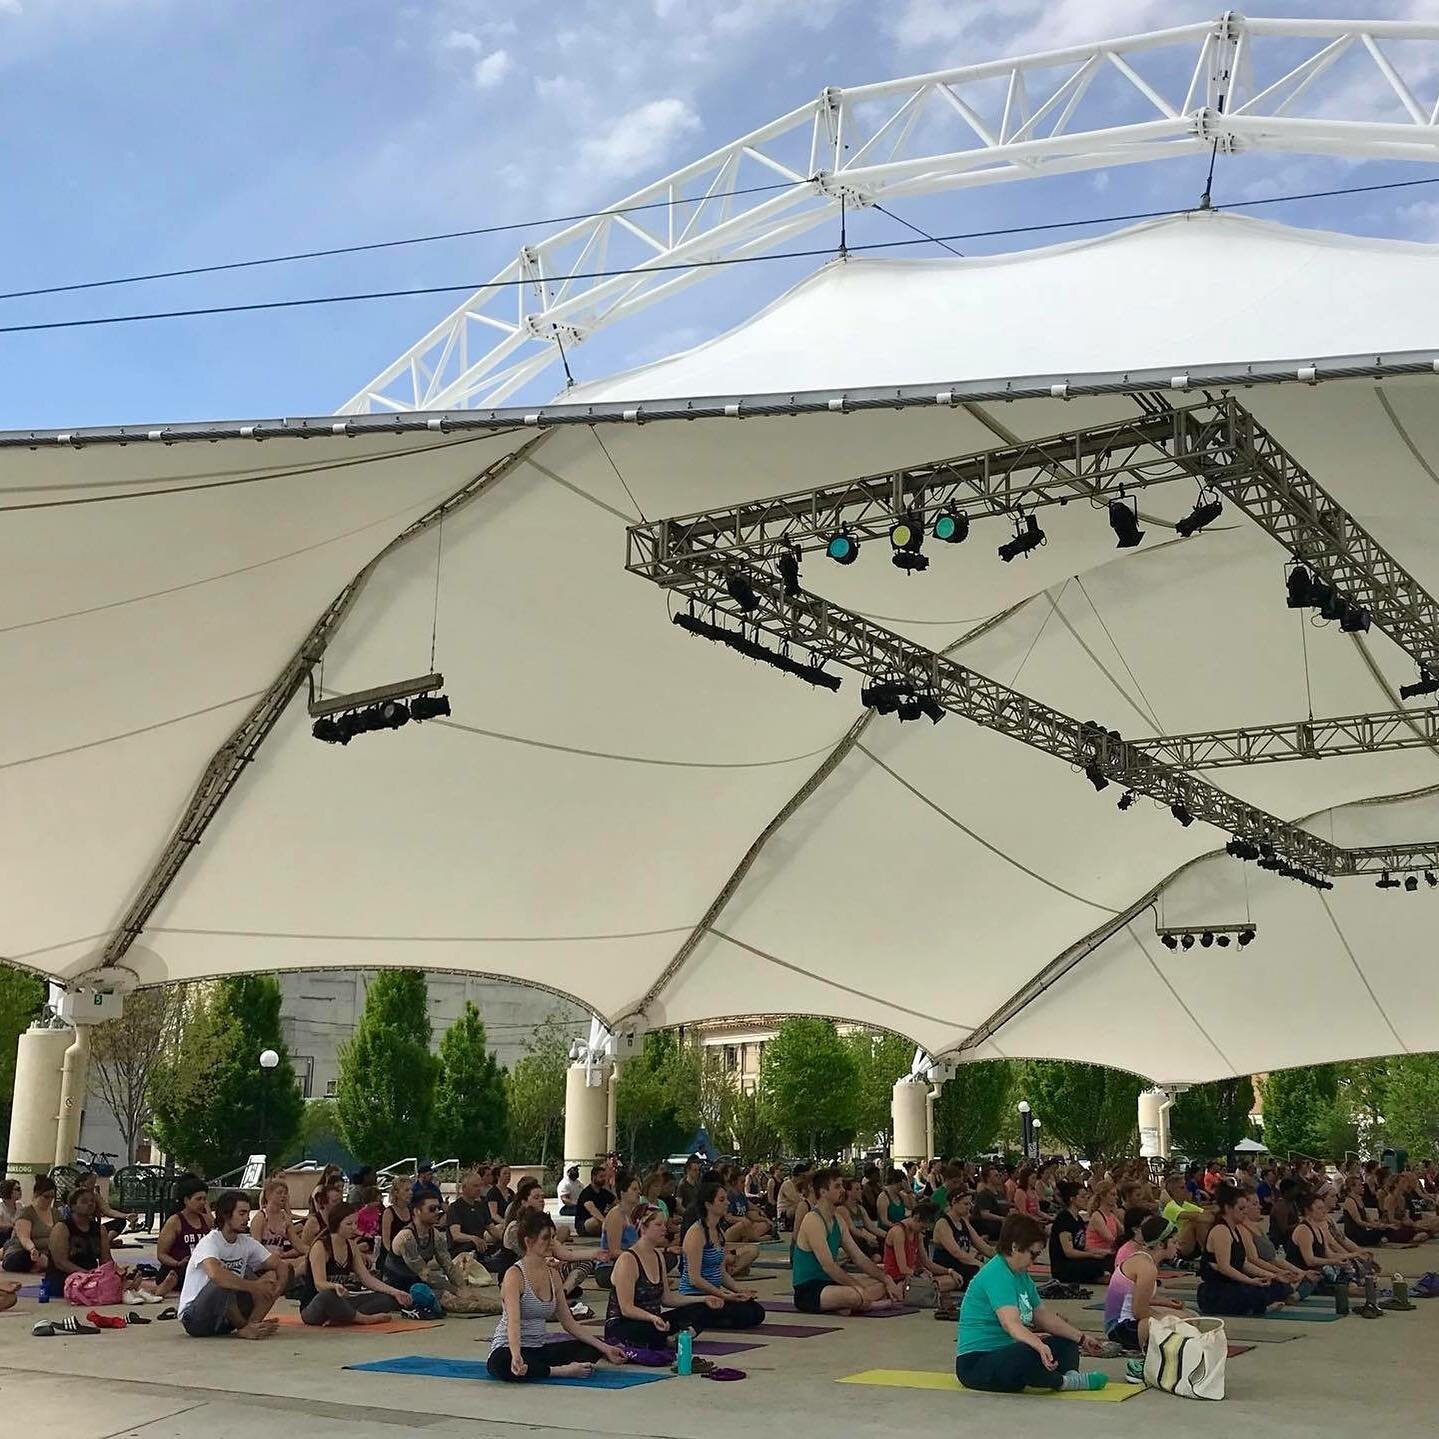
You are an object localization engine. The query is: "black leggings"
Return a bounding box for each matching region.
[1,1250,40,1273]
[686,1296,764,1330]
[956,1336,1080,1393]
[487,1339,595,1381]
[606,1305,714,1348]
[1197,1277,1288,1316]
[300,1290,399,1326]
[1049,1255,1110,1284]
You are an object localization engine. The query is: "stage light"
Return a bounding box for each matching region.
[673,612,841,692]
[1238,929,1255,947]
[1108,498,1144,549]
[1376,872,1400,889]
[998,514,1045,563]
[1307,576,1336,613]
[777,547,801,599]
[1400,670,1439,701]
[1286,566,1312,609]
[1427,871,1438,888]
[372,700,410,731]
[725,571,760,612]
[933,509,969,544]
[1319,589,1348,624]
[892,550,930,573]
[1200,931,1214,948]
[1170,803,1194,827]
[1118,791,1136,811]
[897,696,923,722]
[1180,934,1195,950]
[411,693,451,721]
[861,682,902,716]
[337,711,366,742]
[1161,934,1178,950]
[1176,495,1223,538]
[1085,763,1109,792]
[1216,934,1231,947]
[1339,605,1372,633]
[890,518,922,552]
[312,716,347,745]
[1406,875,1419,892]
[916,694,946,724]
[826,532,859,565]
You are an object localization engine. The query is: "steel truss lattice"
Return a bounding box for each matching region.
[347,15,1439,414]
[627,398,1439,879]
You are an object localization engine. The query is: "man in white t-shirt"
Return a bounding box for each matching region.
[177,1190,283,1339]
[557,1167,583,1216]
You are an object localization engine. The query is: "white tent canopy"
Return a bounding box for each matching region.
[6,212,1439,1084]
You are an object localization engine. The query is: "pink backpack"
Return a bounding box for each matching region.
[63,1260,124,1307]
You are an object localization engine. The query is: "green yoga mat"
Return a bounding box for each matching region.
[1083,1303,1339,1323]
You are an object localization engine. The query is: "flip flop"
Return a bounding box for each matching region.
[155,1307,177,1322]
[127,1311,152,1325]
[702,1366,746,1380]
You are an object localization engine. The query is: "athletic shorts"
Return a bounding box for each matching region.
[793,1279,828,1314]
[1107,1318,1140,1351]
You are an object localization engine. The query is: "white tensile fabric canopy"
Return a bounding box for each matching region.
[6,210,1439,1084]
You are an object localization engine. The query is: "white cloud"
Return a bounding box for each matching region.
[473,48,513,89]
[576,97,702,183]
[886,0,1199,60]
[0,0,22,14]
[441,27,482,53]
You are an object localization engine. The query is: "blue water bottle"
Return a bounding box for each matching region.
[676,1329,693,1376]
[38,1271,50,1304]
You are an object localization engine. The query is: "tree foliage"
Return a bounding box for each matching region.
[1383,1054,1439,1157]
[506,1012,576,1167]
[1259,1064,1339,1159]
[728,1087,780,1163]
[759,1017,860,1156]
[334,970,438,1165]
[1020,1061,1142,1161]
[149,977,303,1176]
[0,964,46,1153]
[933,1061,1017,1158]
[431,1002,509,1163]
[1168,1078,1257,1160]
[615,1031,689,1165]
[90,985,190,1163]
[844,1029,915,1148]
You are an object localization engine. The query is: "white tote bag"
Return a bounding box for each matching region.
[1143,1313,1227,1400]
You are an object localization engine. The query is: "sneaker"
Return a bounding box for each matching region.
[569,1302,594,1320]
[1124,1359,1146,1385]
[1355,1303,1384,1319]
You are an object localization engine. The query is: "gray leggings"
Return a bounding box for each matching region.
[300,1289,399,1326]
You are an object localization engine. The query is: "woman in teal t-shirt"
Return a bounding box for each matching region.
[956,1214,1109,1393]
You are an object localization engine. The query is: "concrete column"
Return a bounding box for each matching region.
[605,1063,619,1157]
[55,1024,91,1166]
[6,1026,72,1199]
[925,1082,941,1161]
[1138,1088,1172,1159]
[891,1078,928,1164]
[563,1061,609,1177]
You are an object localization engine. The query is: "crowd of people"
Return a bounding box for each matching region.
[1,1147,1434,1386]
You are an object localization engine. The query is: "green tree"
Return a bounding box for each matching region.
[933,1060,1016,1158]
[1260,1064,1339,1158]
[759,1017,860,1156]
[1168,1078,1257,1160]
[334,970,437,1165]
[149,977,303,1175]
[1021,1061,1143,1161]
[1334,1059,1389,1154]
[431,1002,509,1163]
[844,1029,916,1148]
[506,1012,576,1168]
[0,964,46,1153]
[615,1031,688,1165]
[728,1087,780,1163]
[89,985,189,1163]
[1383,1054,1439,1156]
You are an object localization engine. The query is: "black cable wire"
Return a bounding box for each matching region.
[872,202,965,258]
[5,170,1439,338]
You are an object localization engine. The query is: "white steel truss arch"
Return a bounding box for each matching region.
[344,14,1439,415]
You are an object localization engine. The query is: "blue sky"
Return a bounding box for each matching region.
[3,0,1439,427]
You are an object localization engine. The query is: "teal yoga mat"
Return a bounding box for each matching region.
[1083,1303,1339,1323]
[345,1355,671,1388]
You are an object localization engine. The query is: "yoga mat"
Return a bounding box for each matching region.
[1083,1303,1338,1323]
[1074,1320,1297,1345]
[542,1333,762,1357]
[764,1300,920,1317]
[758,1321,842,1337]
[272,1314,442,1334]
[344,1355,669,1389]
[838,1369,1145,1402]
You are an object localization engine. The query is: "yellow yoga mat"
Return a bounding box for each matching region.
[838,1369,1147,1402]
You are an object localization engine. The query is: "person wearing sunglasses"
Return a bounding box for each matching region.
[957,1214,1109,1393]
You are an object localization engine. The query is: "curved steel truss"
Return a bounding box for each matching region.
[345,14,1439,415]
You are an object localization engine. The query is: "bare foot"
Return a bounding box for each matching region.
[233,1323,276,1340]
[355,1313,390,1325]
[551,1362,594,1378]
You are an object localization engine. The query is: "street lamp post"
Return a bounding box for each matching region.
[1017,1100,1033,1161]
[258,1049,279,1171]
[1031,1118,1041,1161]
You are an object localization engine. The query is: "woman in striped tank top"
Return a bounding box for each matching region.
[678,1182,765,1330]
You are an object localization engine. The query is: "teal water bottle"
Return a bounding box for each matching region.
[676,1328,693,1375]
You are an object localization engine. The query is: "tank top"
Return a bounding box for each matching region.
[679,1222,725,1294]
[604,1249,665,1334]
[490,1263,557,1353]
[885,1194,907,1224]
[599,1215,639,1259]
[1104,1241,1143,1327]
[792,1212,842,1288]
[257,1212,292,1251]
[299,1237,359,1307]
[883,1227,920,1281]
[1199,1222,1244,1285]
[167,1213,207,1266]
[1283,1219,1326,1266]
[65,1218,103,1271]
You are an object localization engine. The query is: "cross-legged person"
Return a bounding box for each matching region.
[154,1177,210,1298]
[1196,1184,1289,1316]
[1105,1210,1195,1378]
[883,1200,960,1312]
[250,1178,306,1288]
[678,1181,765,1330]
[299,1202,410,1325]
[1048,1181,1111,1284]
[791,1168,903,1315]
[1,1174,57,1283]
[604,1201,725,1351]
[931,1192,989,1289]
[488,1211,626,1381]
[382,1189,479,1313]
[956,1213,1109,1394]
[177,1191,283,1340]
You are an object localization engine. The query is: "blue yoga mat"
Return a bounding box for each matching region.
[1083,1303,1339,1323]
[345,1354,671,1388]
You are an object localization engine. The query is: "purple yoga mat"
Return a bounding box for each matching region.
[755,1321,840,1337]
[762,1301,920,1318]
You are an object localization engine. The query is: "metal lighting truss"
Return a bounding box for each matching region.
[346,15,1439,414]
[627,399,1439,878]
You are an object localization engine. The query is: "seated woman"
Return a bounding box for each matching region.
[352,1185,384,1260]
[308,1166,344,1221]
[379,1176,414,1262]
[1318,1195,1380,1276]
[154,1177,209,1297]
[504,1179,594,1311]
[1048,1182,1110,1285]
[299,1182,343,1251]
[299,1202,411,1325]
[1236,1190,1311,1299]
[604,1201,725,1350]
[1388,1172,1439,1238]
[721,1167,771,1251]
[67,1172,134,1244]
[488,1211,625,1380]
[883,1201,960,1311]
[597,1170,644,1288]
[840,1178,883,1257]
[1285,1189,1363,1296]
[49,1186,111,1284]
[879,1168,911,1229]
[1196,1185,1290,1316]
[1,1174,57,1279]
[1084,1181,1124,1261]
[791,1169,902,1315]
[1341,1175,1398,1248]
[250,1178,306,1286]
[1104,1210,1193,1365]
[0,1178,19,1249]
[957,1214,1109,1394]
[931,1192,990,1287]
[678,1181,765,1330]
